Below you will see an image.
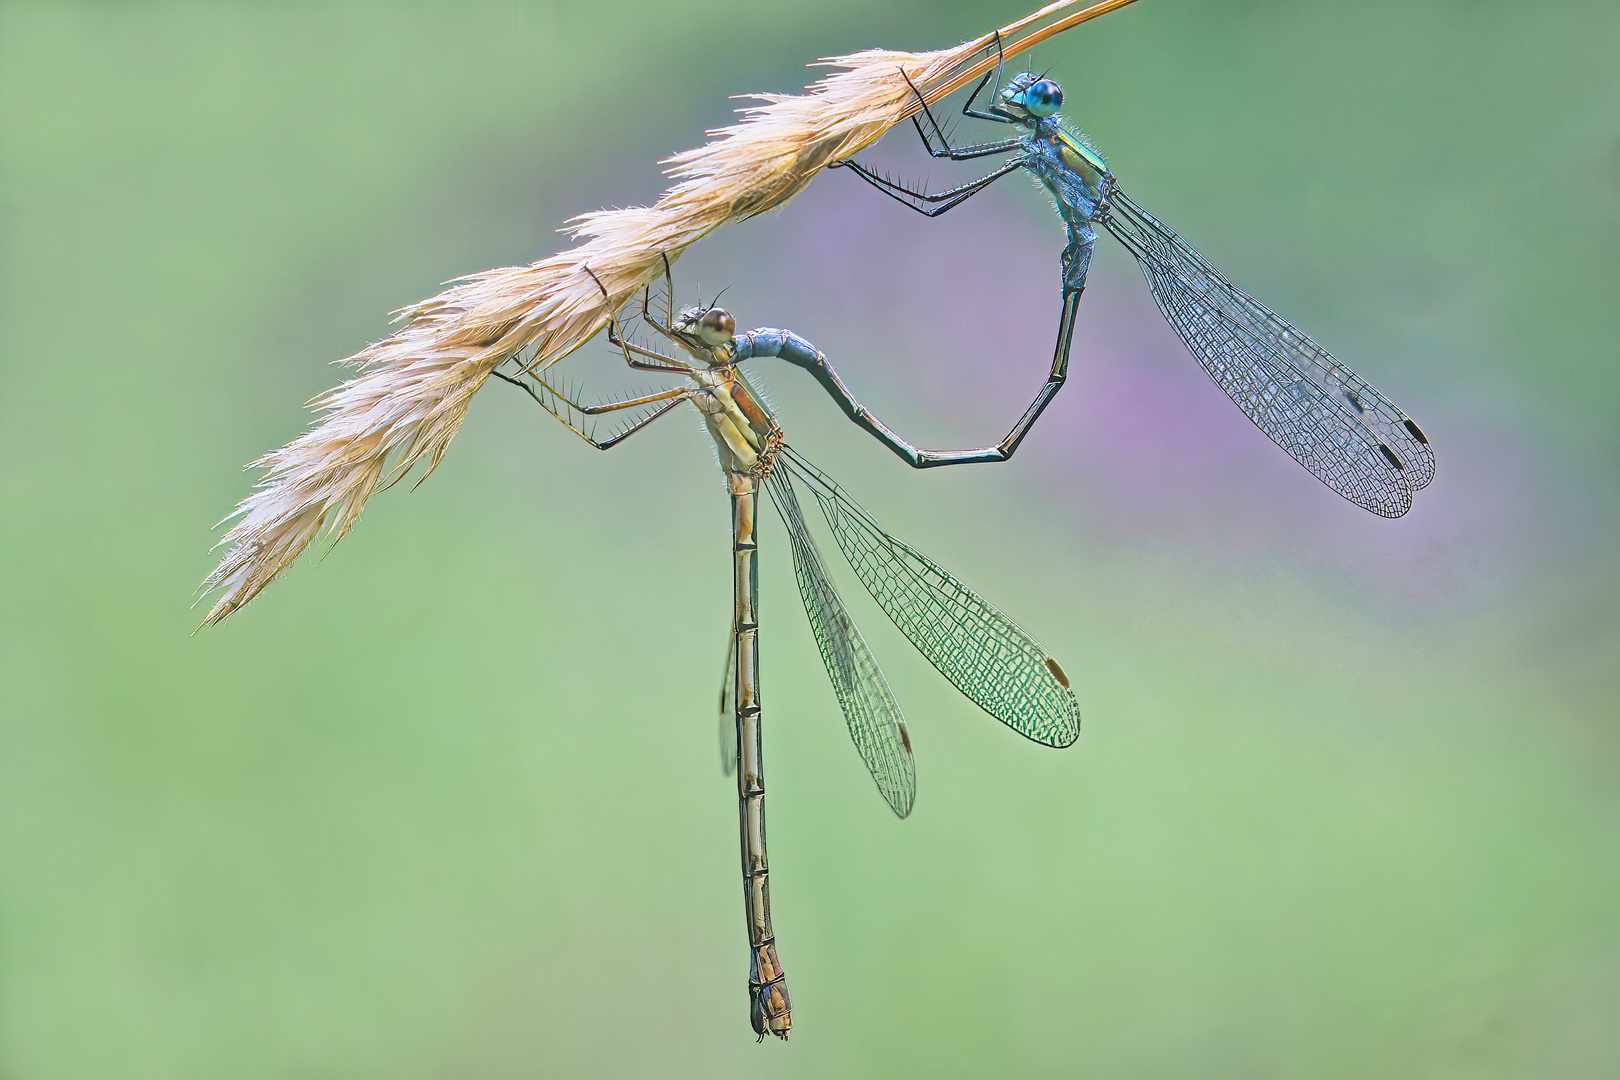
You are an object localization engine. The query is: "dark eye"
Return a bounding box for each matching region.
[1025,79,1063,117]
[698,307,735,345]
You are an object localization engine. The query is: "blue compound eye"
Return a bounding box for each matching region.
[1022,78,1063,117]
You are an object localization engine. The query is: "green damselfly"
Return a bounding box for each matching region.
[495,262,1078,1039]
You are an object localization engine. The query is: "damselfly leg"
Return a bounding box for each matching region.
[831,156,1024,218]
[828,71,1026,217]
[737,291,1083,467]
[491,367,693,449]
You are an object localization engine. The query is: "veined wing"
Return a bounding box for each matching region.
[1103,184,1431,517]
[719,633,738,776]
[765,470,917,819]
[785,451,1079,749]
[1110,187,1433,488]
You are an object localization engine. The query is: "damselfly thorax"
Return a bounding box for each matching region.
[691,362,784,480]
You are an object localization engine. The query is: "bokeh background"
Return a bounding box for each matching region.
[3,2,1618,1077]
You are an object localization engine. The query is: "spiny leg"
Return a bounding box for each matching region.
[493,369,694,450]
[828,45,1022,207]
[900,70,1024,159]
[635,252,683,344]
[608,328,690,373]
[828,70,1022,214]
[579,264,690,374]
[962,34,1024,123]
[831,155,1022,218]
[501,372,693,417]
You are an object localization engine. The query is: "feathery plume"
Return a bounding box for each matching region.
[200,0,1143,624]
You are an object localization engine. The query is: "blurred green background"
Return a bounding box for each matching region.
[3,1,1617,1076]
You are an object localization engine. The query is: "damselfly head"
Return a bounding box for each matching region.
[1001,73,1063,118]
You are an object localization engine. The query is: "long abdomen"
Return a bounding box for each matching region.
[730,472,791,1039]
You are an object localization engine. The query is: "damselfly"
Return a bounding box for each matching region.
[495,262,1079,1040]
[816,43,1434,518]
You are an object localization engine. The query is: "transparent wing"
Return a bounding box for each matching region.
[1103,184,1432,517]
[765,470,917,819]
[784,451,1080,749]
[719,632,738,776]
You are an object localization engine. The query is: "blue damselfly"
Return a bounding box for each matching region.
[815,44,1433,518]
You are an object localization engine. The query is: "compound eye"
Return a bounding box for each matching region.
[1024,79,1063,117]
[697,307,735,345]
